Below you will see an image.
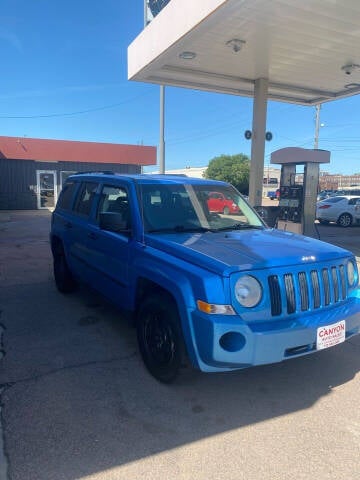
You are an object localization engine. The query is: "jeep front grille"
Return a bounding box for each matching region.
[268,264,347,316]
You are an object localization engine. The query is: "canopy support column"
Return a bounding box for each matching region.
[249,78,268,206]
[158,85,165,174]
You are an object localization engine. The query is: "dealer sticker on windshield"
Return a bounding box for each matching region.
[316,320,346,350]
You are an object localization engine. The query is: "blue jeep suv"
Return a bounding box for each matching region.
[50,172,360,382]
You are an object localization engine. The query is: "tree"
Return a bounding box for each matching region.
[203,153,250,194]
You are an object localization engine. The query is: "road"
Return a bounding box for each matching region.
[0,211,359,480]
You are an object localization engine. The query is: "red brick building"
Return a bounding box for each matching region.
[319,172,360,191]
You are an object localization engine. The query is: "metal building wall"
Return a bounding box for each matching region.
[0,159,37,209]
[0,159,141,210]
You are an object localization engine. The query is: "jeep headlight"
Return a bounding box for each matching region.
[235,275,262,308]
[347,260,357,287]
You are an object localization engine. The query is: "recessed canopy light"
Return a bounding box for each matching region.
[179,51,196,60]
[344,83,360,89]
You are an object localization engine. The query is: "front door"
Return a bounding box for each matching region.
[36,170,57,209]
[85,183,132,309]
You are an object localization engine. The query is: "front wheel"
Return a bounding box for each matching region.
[337,213,352,227]
[136,294,184,383]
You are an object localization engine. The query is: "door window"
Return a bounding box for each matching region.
[36,170,57,209]
[98,185,130,228]
[73,182,99,217]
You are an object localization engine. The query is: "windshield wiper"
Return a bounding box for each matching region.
[147,225,213,233]
[215,224,264,232]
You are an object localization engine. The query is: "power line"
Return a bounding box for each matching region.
[0,92,151,119]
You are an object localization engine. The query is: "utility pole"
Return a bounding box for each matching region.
[314,104,321,149]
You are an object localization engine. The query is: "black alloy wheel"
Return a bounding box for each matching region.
[136,294,183,383]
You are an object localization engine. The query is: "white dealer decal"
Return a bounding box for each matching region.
[316,320,346,350]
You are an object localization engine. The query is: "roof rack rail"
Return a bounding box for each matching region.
[156,173,188,177]
[73,171,115,175]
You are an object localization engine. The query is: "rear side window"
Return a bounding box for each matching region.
[57,181,77,211]
[73,182,99,217]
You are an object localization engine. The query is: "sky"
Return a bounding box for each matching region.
[1,0,360,175]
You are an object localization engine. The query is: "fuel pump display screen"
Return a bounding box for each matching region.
[280,186,290,197]
[290,186,303,199]
[278,185,303,222]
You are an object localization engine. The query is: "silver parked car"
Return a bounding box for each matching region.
[355,198,360,224]
[316,195,360,227]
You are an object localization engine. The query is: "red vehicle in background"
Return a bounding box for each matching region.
[207,191,240,214]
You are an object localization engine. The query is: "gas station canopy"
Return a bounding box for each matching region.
[128,0,360,105]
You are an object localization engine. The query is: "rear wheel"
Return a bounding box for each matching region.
[136,293,184,383]
[337,213,352,227]
[223,206,230,215]
[53,244,77,293]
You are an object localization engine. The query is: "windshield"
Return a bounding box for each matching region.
[139,183,264,233]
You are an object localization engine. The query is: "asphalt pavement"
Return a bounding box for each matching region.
[0,210,359,480]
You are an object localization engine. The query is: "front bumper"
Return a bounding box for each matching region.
[190,298,360,372]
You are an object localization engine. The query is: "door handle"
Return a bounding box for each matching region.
[88,232,97,240]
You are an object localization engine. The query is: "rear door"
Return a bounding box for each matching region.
[65,181,100,281]
[348,197,360,223]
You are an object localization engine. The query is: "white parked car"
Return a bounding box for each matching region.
[316,195,360,227]
[355,199,360,224]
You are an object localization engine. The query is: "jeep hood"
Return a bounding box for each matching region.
[144,228,352,276]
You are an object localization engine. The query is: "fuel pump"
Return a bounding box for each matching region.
[270,147,330,237]
[278,183,304,224]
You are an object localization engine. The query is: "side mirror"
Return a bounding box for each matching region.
[99,212,130,234]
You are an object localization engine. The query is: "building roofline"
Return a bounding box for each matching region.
[0,136,156,166]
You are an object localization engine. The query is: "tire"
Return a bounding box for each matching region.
[223,206,230,215]
[53,244,77,293]
[337,213,352,227]
[136,293,184,383]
